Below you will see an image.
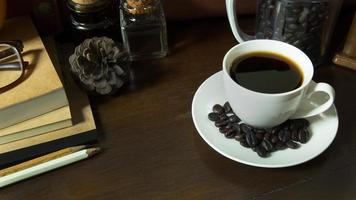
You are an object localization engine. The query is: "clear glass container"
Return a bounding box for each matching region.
[226,0,343,65]
[120,0,168,61]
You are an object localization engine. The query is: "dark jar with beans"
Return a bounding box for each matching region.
[66,0,117,40]
[255,0,342,65]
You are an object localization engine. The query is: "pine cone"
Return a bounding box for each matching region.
[69,37,129,95]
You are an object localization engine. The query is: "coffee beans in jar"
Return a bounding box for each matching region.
[256,0,328,64]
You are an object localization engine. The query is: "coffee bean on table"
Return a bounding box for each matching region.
[223,102,232,113]
[208,112,220,121]
[213,104,225,114]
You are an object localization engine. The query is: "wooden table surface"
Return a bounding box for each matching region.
[2,10,356,200]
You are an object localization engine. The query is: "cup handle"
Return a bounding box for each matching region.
[290,82,335,119]
[226,0,254,43]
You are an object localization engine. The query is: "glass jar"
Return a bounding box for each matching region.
[67,0,114,38]
[120,0,168,61]
[226,0,343,65]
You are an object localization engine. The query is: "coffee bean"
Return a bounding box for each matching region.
[256,145,269,158]
[213,104,225,114]
[223,102,232,113]
[255,128,266,135]
[225,129,236,139]
[228,115,240,123]
[235,132,245,141]
[219,114,228,121]
[225,123,233,130]
[219,127,228,134]
[278,130,291,142]
[255,132,264,141]
[232,123,241,133]
[286,141,300,149]
[271,126,281,135]
[275,142,287,150]
[208,113,220,121]
[291,129,299,141]
[298,129,310,143]
[215,120,228,127]
[262,139,274,152]
[271,135,279,144]
[240,139,250,148]
[246,131,258,147]
[240,123,251,133]
[264,132,272,141]
[287,24,298,30]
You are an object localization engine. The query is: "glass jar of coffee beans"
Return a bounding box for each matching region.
[255,0,342,65]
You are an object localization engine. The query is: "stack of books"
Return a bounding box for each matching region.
[0,17,98,167]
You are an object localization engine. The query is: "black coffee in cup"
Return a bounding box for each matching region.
[230,52,303,94]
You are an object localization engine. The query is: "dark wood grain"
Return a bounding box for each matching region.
[1,11,356,199]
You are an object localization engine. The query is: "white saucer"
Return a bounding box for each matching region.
[192,71,339,168]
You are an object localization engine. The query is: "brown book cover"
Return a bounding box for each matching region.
[0,17,69,129]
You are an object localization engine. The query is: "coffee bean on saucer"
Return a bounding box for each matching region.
[286,141,300,149]
[223,102,232,113]
[271,135,279,144]
[275,142,287,150]
[246,131,258,147]
[240,123,251,134]
[208,112,220,121]
[225,129,236,139]
[298,128,310,144]
[215,120,228,127]
[228,115,240,123]
[235,132,245,141]
[219,114,228,121]
[261,139,274,152]
[255,132,264,141]
[219,127,228,134]
[213,104,225,114]
[291,129,299,141]
[240,139,250,148]
[232,123,241,134]
[271,126,281,135]
[264,132,272,141]
[256,145,269,158]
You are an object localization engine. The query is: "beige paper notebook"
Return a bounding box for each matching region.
[0,39,97,155]
[0,106,72,145]
[0,17,68,129]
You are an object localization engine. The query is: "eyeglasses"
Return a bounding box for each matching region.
[0,40,26,90]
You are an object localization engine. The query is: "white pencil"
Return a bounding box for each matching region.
[0,147,100,188]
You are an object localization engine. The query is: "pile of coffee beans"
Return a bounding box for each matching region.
[208,102,310,158]
[256,0,328,64]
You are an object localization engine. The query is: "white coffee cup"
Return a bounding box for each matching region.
[223,40,335,128]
